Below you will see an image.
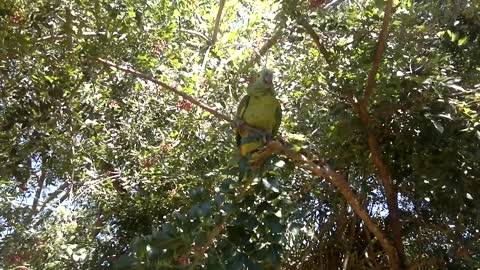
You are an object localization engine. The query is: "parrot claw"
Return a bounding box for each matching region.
[232,119,245,129]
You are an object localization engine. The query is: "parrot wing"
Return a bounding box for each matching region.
[273,100,282,137]
[236,95,250,146]
[236,95,250,119]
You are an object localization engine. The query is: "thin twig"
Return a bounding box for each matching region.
[240,26,285,74]
[36,31,109,42]
[179,29,210,41]
[185,151,266,269]
[88,57,233,123]
[31,164,46,215]
[408,257,445,270]
[211,0,226,45]
[324,0,343,9]
[88,57,264,136]
[36,182,70,214]
[196,46,212,91]
[296,18,331,64]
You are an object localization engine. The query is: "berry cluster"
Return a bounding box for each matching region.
[176,100,193,112]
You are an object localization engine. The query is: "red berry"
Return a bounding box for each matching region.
[143,160,152,168]
[176,257,189,264]
[176,100,193,112]
[9,15,24,24]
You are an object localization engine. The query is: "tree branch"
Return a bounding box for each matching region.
[185,156,263,270]
[87,57,233,123]
[178,29,210,42]
[36,31,108,42]
[211,0,226,45]
[186,141,400,268]
[34,190,70,227]
[36,182,70,214]
[361,0,394,107]
[324,0,343,9]
[186,223,226,270]
[251,141,284,170]
[296,18,331,64]
[88,57,266,136]
[275,141,400,268]
[354,0,405,266]
[38,28,210,43]
[240,26,284,74]
[31,166,46,215]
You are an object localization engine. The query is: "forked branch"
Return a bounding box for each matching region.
[354,0,405,267]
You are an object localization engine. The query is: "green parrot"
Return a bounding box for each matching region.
[236,69,282,158]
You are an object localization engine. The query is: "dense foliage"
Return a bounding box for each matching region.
[1,0,479,269]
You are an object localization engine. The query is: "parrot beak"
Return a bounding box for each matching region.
[263,73,273,86]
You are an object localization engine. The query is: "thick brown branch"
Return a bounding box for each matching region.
[166,139,398,268]
[361,0,394,107]
[251,141,284,169]
[355,0,405,267]
[211,0,226,45]
[277,142,400,268]
[364,121,404,262]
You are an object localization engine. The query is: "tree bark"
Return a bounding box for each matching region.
[356,0,406,267]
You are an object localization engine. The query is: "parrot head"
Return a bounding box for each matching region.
[246,69,274,96]
[260,68,273,86]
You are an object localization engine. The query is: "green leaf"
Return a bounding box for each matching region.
[458,36,468,46]
[227,225,250,246]
[194,231,209,246]
[431,119,444,133]
[262,178,279,193]
[115,255,137,269]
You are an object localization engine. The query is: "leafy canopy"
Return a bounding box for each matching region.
[1,0,479,269]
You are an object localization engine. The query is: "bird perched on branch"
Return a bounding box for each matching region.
[236,69,282,164]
